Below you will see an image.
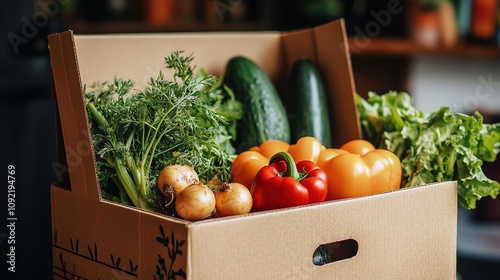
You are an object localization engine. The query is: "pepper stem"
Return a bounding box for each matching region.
[269,151,300,180]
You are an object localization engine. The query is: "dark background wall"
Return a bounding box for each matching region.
[1,1,65,279]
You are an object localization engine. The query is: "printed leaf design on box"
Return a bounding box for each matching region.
[54,252,81,280]
[130,259,139,273]
[154,225,186,280]
[52,229,139,279]
[70,238,79,254]
[111,254,121,268]
[88,243,98,261]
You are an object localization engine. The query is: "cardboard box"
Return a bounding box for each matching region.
[48,19,457,279]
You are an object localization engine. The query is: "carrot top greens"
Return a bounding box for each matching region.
[84,51,242,210]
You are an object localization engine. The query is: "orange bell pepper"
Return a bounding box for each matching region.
[231,140,290,189]
[317,139,402,200]
[287,136,325,163]
[249,139,290,158]
[231,136,327,189]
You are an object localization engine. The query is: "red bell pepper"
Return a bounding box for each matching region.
[250,151,328,212]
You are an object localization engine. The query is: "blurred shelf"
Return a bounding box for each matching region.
[64,19,500,58]
[348,37,500,94]
[348,37,500,58]
[63,18,279,34]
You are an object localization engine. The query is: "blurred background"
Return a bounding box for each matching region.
[1,0,499,279]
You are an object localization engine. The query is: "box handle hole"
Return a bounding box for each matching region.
[312,238,358,266]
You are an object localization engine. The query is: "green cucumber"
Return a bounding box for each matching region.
[287,59,332,147]
[223,56,290,152]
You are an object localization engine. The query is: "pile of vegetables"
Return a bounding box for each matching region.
[232,136,402,212]
[223,56,333,151]
[156,164,252,221]
[84,51,339,220]
[356,91,500,209]
[84,51,243,212]
[85,50,500,222]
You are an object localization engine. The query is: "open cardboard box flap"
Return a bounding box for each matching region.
[48,19,359,200]
[48,19,457,279]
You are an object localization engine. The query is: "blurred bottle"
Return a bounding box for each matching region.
[439,0,459,47]
[407,3,441,47]
[176,0,200,23]
[455,0,472,42]
[470,0,498,44]
[146,0,175,26]
[497,3,500,44]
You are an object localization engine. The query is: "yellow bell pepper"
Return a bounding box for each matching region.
[317,139,402,200]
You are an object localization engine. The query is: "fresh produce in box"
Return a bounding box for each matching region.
[84,51,243,211]
[230,136,325,189]
[83,48,494,220]
[287,136,326,163]
[356,91,500,209]
[316,139,402,200]
[214,182,253,217]
[230,150,272,191]
[175,182,216,221]
[155,164,252,220]
[287,59,332,147]
[250,151,328,212]
[157,164,199,200]
[249,139,291,158]
[223,56,291,152]
[230,139,290,189]
[234,137,401,203]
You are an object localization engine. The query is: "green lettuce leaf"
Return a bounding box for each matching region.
[356,91,500,209]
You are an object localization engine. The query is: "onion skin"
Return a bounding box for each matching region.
[215,182,253,217]
[157,165,199,199]
[175,183,216,221]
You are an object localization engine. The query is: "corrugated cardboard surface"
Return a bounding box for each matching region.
[187,182,457,280]
[51,181,457,280]
[51,185,190,279]
[74,32,283,91]
[48,19,457,279]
